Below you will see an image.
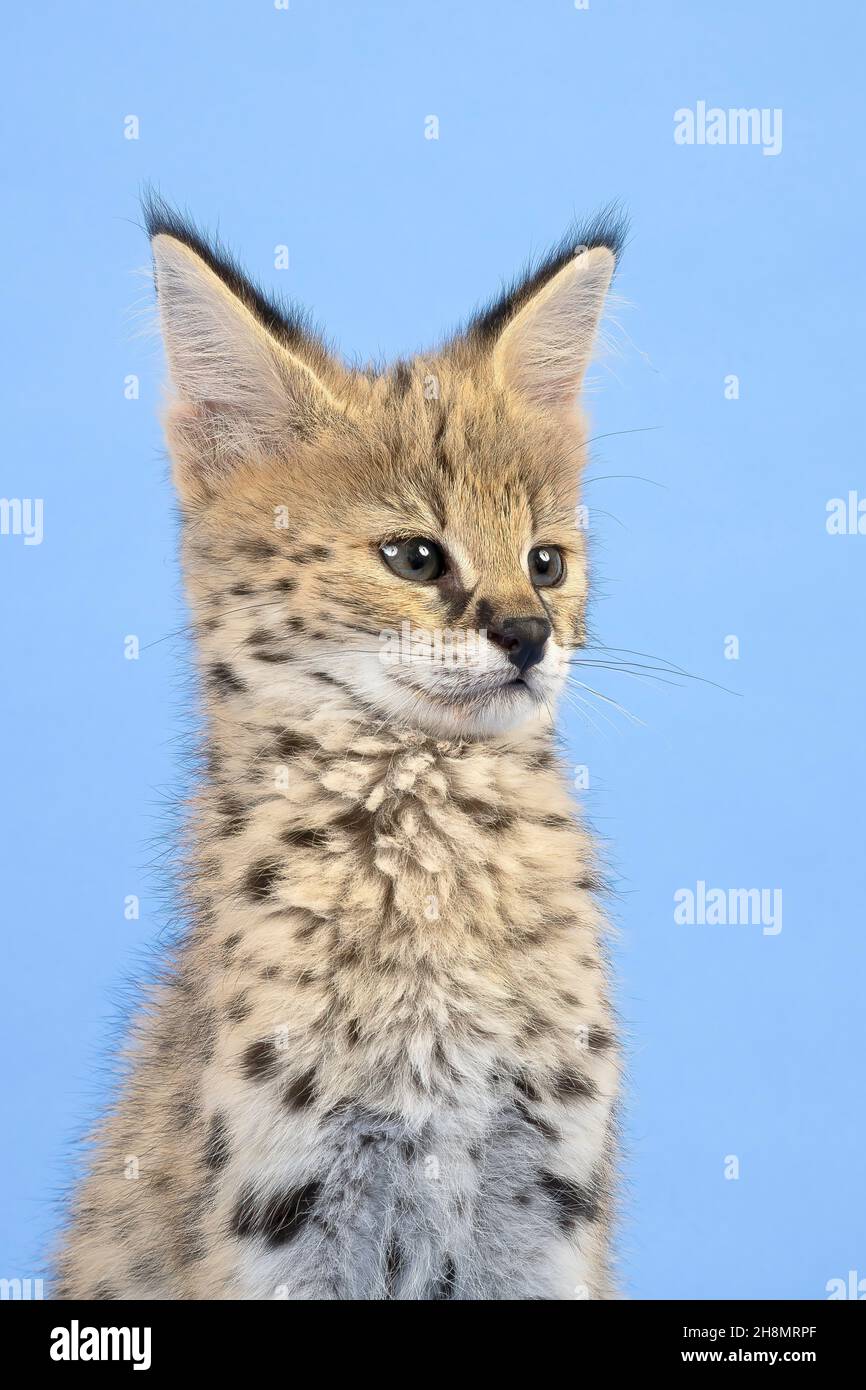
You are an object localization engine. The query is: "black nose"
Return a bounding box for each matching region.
[487,616,552,673]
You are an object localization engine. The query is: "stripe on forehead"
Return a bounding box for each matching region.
[392,360,413,398]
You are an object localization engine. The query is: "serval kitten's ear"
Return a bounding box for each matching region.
[146,205,340,502]
[479,211,626,421]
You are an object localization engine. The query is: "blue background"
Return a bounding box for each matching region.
[2,0,863,1299]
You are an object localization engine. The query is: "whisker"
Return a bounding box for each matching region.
[583,425,663,450]
[569,678,645,727]
[567,660,686,689]
[583,472,667,490]
[580,645,741,697]
[140,597,291,652]
[558,686,612,740]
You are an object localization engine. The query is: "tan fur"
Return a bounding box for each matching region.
[55,219,622,1300]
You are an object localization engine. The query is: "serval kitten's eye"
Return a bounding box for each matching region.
[528,545,565,588]
[380,537,446,583]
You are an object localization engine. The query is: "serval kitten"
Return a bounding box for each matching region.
[55,200,626,1300]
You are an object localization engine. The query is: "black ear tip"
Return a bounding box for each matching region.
[570,203,630,265]
[140,183,163,239]
[138,190,331,363]
[465,202,629,346]
[141,186,192,244]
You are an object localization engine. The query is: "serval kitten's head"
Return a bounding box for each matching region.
[147,198,623,738]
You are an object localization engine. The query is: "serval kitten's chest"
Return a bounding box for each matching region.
[174,721,619,1299]
[198,721,607,1108]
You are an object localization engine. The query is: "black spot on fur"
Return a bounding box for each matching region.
[331,803,376,854]
[429,1255,457,1299]
[209,662,246,696]
[526,747,556,772]
[226,993,252,1023]
[514,1099,559,1143]
[286,615,306,634]
[292,545,332,564]
[282,825,323,849]
[455,795,515,833]
[588,1024,614,1052]
[236,538,279,561]
[275,728,314,758]
[230,582,254,596]
[273,575,297,592]
[221,931,242,961]
[243,858,281,901]
[552,1070,597,1101]
[539,1170,600,1229]
[205,1114,230,1171]
[232,1181,322,1246]
[251,649,294,664]
[292,909,328,942]
[283,1069,318,1110]
[385,1236,404,1297]
[578,870,607,893]
[241,1038,279,1082]
[217,794,247,836]
[514,1072,543,1103]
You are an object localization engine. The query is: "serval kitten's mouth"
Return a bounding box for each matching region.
[400,670,539,710]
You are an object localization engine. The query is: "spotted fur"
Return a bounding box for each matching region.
[54,203,625,1300]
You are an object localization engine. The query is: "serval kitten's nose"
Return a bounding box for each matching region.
[487,616,552,673]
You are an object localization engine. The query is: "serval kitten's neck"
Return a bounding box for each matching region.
[201,668,560,828]
[190,667,569,966]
